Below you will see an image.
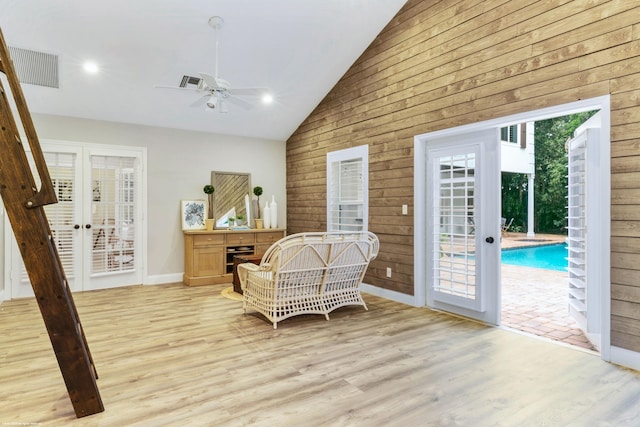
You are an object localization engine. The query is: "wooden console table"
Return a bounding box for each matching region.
[183,229,285,286]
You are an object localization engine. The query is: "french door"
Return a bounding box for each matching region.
[9,142,144,298]
[425,129,501,325]
[567,113,602,349]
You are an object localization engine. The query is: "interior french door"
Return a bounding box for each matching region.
[9,142,143,298]
[86,148,142,290]
[566,113,602,349]
[426,129,501,325]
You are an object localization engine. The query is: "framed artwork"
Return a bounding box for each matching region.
[181,200,206,230]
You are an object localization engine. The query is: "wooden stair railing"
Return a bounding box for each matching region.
[0,28,104,418]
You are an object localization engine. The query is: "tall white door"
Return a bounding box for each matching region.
[9,142,144,298]
[425,129,501,325]
[566,113,602,349]
[84,147,143,290]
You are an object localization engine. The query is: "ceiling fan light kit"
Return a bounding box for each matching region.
[206,94,218,109]
[156,15,270,113]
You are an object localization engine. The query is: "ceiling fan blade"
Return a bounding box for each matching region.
[154,85,199,92]
[225,95,253,110]
[198,72,219,89]
[189,94,209,108]
[231,87,269,97]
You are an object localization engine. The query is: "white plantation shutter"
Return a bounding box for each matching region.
[567,134,587,326]
[21,152,77,283]
[91,155,137,274]
[327,145,368,231]
[432,151,477,302]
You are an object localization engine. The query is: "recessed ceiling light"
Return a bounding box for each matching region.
[262,94,273,105]
[83,61,99,74]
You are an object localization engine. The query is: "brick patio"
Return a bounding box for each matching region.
[500,233,597,352]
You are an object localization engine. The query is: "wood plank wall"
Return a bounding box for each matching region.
[286,0,640,353]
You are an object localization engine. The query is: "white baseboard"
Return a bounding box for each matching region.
[144,272,183,285]
[360,283,418,306]
[610,346,640,372]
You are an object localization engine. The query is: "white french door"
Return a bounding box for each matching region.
[9,142,144,298]
[566,113,602,349]
[85,148,143,290]
[425,129,501,325]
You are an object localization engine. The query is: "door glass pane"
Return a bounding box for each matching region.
[433,153,476,300]
[91,155,136,274]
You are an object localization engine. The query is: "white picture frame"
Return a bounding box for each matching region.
[181,200,206,230]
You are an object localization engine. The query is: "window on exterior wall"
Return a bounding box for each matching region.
[500,125,519,144]
[327,145,368,231]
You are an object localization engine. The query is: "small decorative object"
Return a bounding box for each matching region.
[263,201,271,229]
[228,217,235,228]
[203,185,215,230]
[181,200,206,230]
[254,218,264,229]
[203,184,215,218]
[253,185,263,219]
[270,195,278,228]
[244,194,251,228]
[236,214,244,226]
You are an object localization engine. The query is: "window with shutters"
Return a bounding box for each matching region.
[326,145,368,231]
[500,125,519,144]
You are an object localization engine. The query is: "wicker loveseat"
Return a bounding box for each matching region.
[237,231,379,328]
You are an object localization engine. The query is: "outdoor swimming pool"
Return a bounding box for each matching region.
[501,243,568,271]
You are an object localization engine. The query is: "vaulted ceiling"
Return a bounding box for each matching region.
[0,1,407,141]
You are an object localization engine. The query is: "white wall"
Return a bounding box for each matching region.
[26,113,287,284]
[500,123,535,175]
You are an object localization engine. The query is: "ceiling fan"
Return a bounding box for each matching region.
[156,16,269,113]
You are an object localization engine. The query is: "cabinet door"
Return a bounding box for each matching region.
[193,246,225,277]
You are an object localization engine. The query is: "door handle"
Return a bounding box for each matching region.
[85,224,92,229]
[485,236,495,244]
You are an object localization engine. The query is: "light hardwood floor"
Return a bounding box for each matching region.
[1,282,639,426]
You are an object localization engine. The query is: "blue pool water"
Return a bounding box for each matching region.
[501,243,568,271]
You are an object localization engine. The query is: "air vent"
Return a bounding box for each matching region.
[179,75,203,89]
[8,46,59,88]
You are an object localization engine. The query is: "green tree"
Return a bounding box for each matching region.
[533,111,597,233]
[501,172,528,232]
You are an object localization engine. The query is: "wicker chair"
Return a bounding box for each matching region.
[238,231,379,328]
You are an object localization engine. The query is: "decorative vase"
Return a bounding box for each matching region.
[255,218,264,229]
[263,201,271,229]
[270,195,278,228]
[253,199,260,220]
[205,218,215,231]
